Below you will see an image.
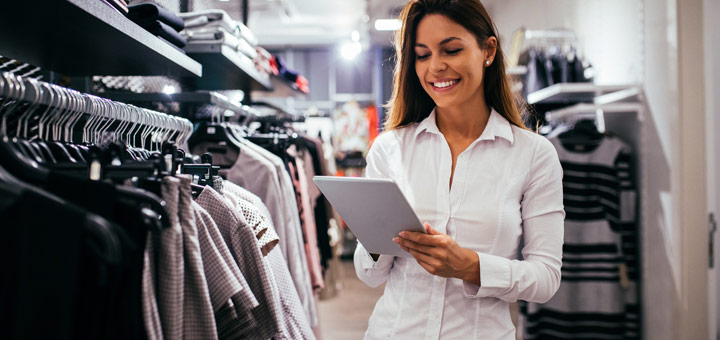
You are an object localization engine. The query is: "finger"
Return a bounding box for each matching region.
[424,222,442,235]
[400,230,447,247]
[408,249,441,273]
[405,246,436,263]
[398,237,436,256]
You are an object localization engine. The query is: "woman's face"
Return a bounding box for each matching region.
[414,14,493,110]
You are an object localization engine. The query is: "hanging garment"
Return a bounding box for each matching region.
[525,134,638,340]
[142,232,163,340]
[194,139,318,327]
[155,177,185,340]
[300,136,334,271]
[192,201,260,338]
[176,175,217,340]
[366,105,379,145]
[222,181,280,256]
[196,187,287,340]
[0,183,125,340]
[287,145,324,292]
[223,181,316,340]
[43,173,155,340]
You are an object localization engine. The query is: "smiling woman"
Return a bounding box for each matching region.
[353,0,565,339]
[384,0,525,131]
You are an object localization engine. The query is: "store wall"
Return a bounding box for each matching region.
[642,0,680,338]
[706,0,720,334]
[486,0,644,85]
[487,1,700,338]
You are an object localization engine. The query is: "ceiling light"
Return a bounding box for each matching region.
[374,19,401,31]
[340,42,362,60]
[162,85,176,95]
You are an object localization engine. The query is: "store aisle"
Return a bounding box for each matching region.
[318,260,385,339]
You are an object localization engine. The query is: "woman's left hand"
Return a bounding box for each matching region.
[393,222,481,285]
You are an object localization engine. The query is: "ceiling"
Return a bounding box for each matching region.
[193,0,408,48]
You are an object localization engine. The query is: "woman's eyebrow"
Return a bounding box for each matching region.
[415,37,461,48]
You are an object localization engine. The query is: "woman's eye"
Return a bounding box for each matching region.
[416,54,430,60]
[446,49,462,55]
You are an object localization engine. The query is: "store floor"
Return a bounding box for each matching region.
[318,260,384,340]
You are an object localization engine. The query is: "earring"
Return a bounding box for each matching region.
[485,60,491,66]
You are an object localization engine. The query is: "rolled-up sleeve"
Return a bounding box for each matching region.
[353,133,397,287]
[354,242,395,287]
[463,137,564,303]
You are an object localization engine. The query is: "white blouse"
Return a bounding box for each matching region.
[354,108,565,339]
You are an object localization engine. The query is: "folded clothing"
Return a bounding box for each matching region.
[144,20,187,48]
[128,3,184,32]
[157,36,187,54]
[295,75,309,94]
[104,0,129,15]
[183,27,258,59]
[179,9,258,46]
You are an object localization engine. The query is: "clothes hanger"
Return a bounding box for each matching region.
[186,105,241,167]
[558,118,604,147]
[1,74,47,163]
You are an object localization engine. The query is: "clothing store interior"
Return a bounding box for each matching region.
[0,0,718,339]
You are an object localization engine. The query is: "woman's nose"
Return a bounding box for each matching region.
[429,56,447,73]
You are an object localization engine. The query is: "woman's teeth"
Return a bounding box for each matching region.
[434,80,458,88]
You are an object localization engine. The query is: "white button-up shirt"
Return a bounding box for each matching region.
[354,108,565,339]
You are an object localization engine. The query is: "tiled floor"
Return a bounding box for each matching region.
[317,260,385,340]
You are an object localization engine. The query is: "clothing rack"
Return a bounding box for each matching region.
[0,72,193,150]
[524,29,577,41]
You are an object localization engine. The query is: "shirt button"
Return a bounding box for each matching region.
[433,312,440,319]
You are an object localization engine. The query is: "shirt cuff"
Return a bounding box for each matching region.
[360,248,394,271]
[463,252,512,298]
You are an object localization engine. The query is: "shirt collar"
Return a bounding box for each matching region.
[414,107,515,145]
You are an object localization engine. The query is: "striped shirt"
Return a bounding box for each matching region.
[525,134,639,340]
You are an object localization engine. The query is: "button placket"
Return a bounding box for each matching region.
[424,277,446,340]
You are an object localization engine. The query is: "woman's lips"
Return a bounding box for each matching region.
[431,79,460,92]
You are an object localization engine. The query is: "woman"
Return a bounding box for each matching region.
[353,0,565,338]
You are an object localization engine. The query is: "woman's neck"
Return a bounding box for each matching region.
[435,95,491,140]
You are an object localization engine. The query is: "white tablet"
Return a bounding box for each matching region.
[313,176,426,258]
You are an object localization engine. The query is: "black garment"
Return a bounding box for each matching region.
[128,3,184,32]
[45,172,152,340]
[142,20,187,49]
[521,49,550,99]
[520,47,594,98]
[0,181,124,340]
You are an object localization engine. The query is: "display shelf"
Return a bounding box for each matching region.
[97,91,246,114]
[0,0,201,77]
[507,65,528,76]
[252,75,308,99]
[545,102,645,122]
[527,83,635,105]
[185,44,272,91]
[593,86,642,105]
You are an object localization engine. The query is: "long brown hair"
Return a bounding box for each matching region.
[385,0,525,130]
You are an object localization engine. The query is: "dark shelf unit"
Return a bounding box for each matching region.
[252,75,308,99]
[0,0,202,77]
[185,44,272,91]
[98,91,246,114]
